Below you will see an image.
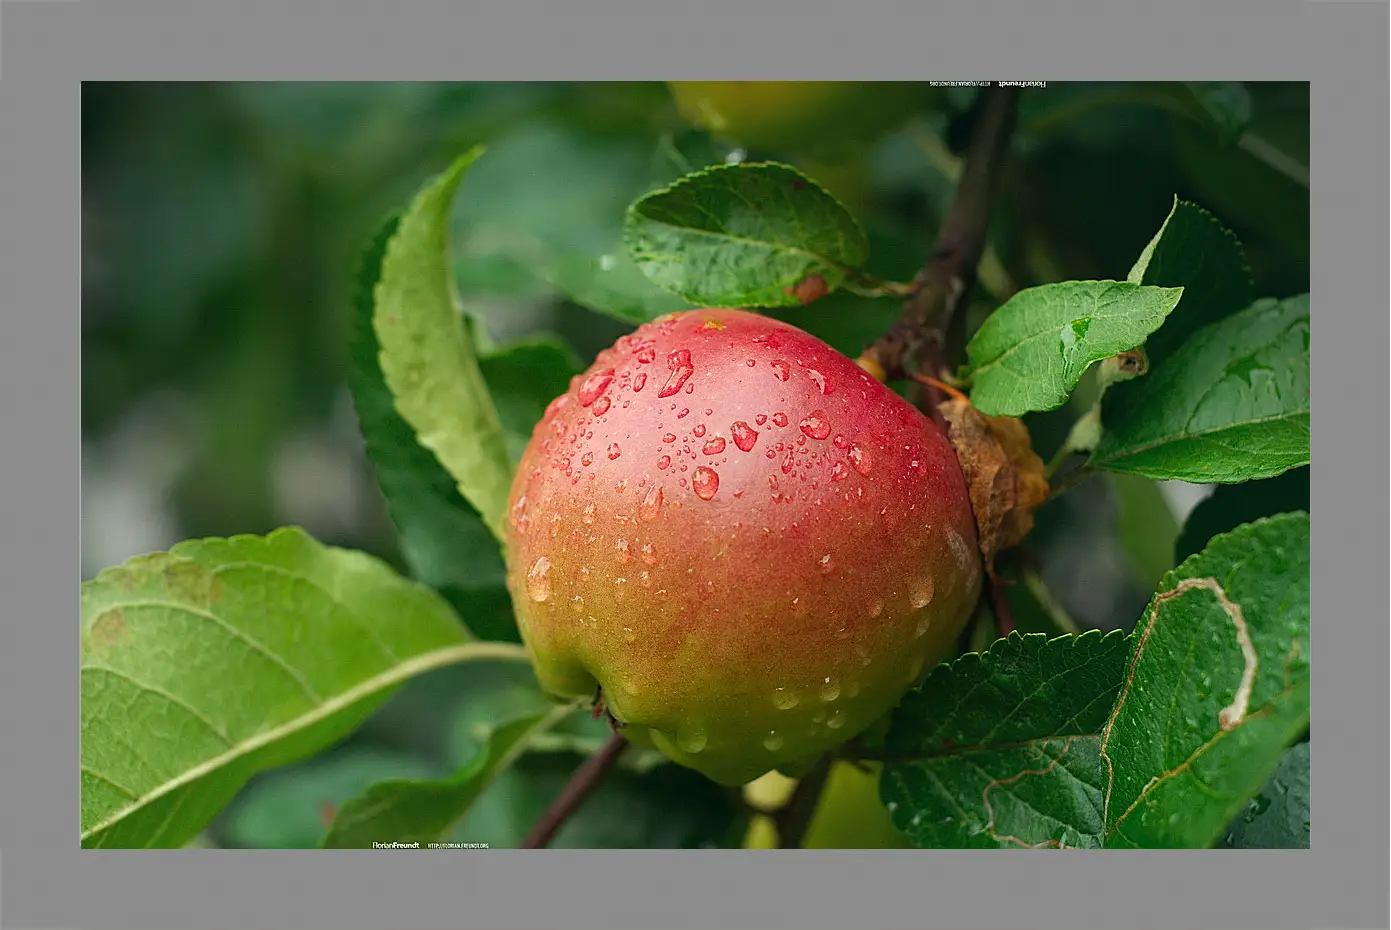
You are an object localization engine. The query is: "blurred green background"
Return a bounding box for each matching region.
[82,81,1308,848]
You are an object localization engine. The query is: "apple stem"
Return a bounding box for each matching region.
[859,84,1022,426]
[520,731,628,849]
[773,754,834,849]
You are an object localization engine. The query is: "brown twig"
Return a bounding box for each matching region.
[987,573,1017,638]
[858,85,1022,426]
[773,754,834,848]
[520,731,628,849]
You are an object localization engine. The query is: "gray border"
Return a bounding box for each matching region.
[4,0,1383,927]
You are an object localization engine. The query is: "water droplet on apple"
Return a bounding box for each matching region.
[848,444,872,476]
[657,455,671,470]
[755,413,768,426]
[658,349,694,397]
[763,731,785,752]
[770,360,791,381]
[581,504,596,525]
[693,466,720,501]
[772,688,800,710]
[771,412,789,428]
[692,423,706,438]
[676,727,708,753]
[910,576,935,610]
[830,461,849,482]
[806,368,832,394]
[526,557,552,602]
[799,411,831,440]
[607,443,622,460]
[820,677,841,702]
[662,433,676,443]
[633,372,647,392]
[818,554,833,573]
[577,369,615,407]
[833,434,850,449]
[826,710,846,729]
[639,486,664,521]
[703,436,726,455]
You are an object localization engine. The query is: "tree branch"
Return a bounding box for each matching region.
[773,754,834,849]
[859,85,1022,426]
[520,731,628,849]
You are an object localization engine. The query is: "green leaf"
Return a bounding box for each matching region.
[220,747,437,849]
[1125,197,1255,367]
[1176,467,1309,563]
[373,147,514,543]
[1221,741,1310,849]
[349,213,518,642]
[1110,473,1181,590]
[321,707,571,848]
[624,162,869,308]
[547,250,692,324]
[965,281,1184,416]
[881,631,1131,849]
[479,335,584,462]
[1186,82,1253,143]
[80,527,530,849]
[1099,513,1310,849]
[1090,295,1310,483]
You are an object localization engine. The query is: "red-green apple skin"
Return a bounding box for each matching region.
[504,309,982,785]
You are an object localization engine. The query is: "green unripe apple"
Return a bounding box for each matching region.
[504,309,982,785]
[668,81,937,155]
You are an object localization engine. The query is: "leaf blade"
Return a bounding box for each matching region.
[625,162,869,308]
[1090,295,1310,482]
[373,148,515,542]
[965,281,1184,417]
[1099,513,1310,849]
[1125,196,1255,367]
[881,630,1131,849]
[321,705,572,848]
[80,528,528,848]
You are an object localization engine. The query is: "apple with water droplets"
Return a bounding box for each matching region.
[505,309,983,785]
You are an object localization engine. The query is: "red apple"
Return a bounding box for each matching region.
[504,309,982,785]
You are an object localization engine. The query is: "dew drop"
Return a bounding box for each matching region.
[772,412,789,428]
[781,453,795,475]
[570,595,584,614]
[848,444,873,476]
[677,408,690,419]
[581,452,594,467]
[763,731,785,752]
[639,486,664,521]
[658,349,694,398]
[525,557,552,602]
[755,413,768,426]
[827,710,846,730]
[577,369,615,407]
[772,688,800,710]
[830,461,849,482]
[592,394,612,416]
[730,420,759,452]
[910,576,935,610]
[833,434,850,450]
[581,504,596,525]
[812,708,827,724]
[915,616,931,638]
[692,423,706,438]
[607,443,622,460]
[806,368,832,394]
[635,344,656,364]
[819,677,841,702]
[640,542,657,565]
[633,372,647,392]
[746,359,757,367]
[703,436,726,455]
[692,466,720,501]
[662,433,676,444]
[615,538,631,563]
[770,360,791,381]
[818,553,833,574]
[657,455,673,471]
[799,410,831,440]
[676,727,708,754]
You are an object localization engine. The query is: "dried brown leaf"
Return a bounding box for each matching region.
[939,397,1049,575]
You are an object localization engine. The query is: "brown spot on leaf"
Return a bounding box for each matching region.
[164,560,223,606]
[89,608,128,650]
[939,398,1050,576]
[783,274,828,306]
